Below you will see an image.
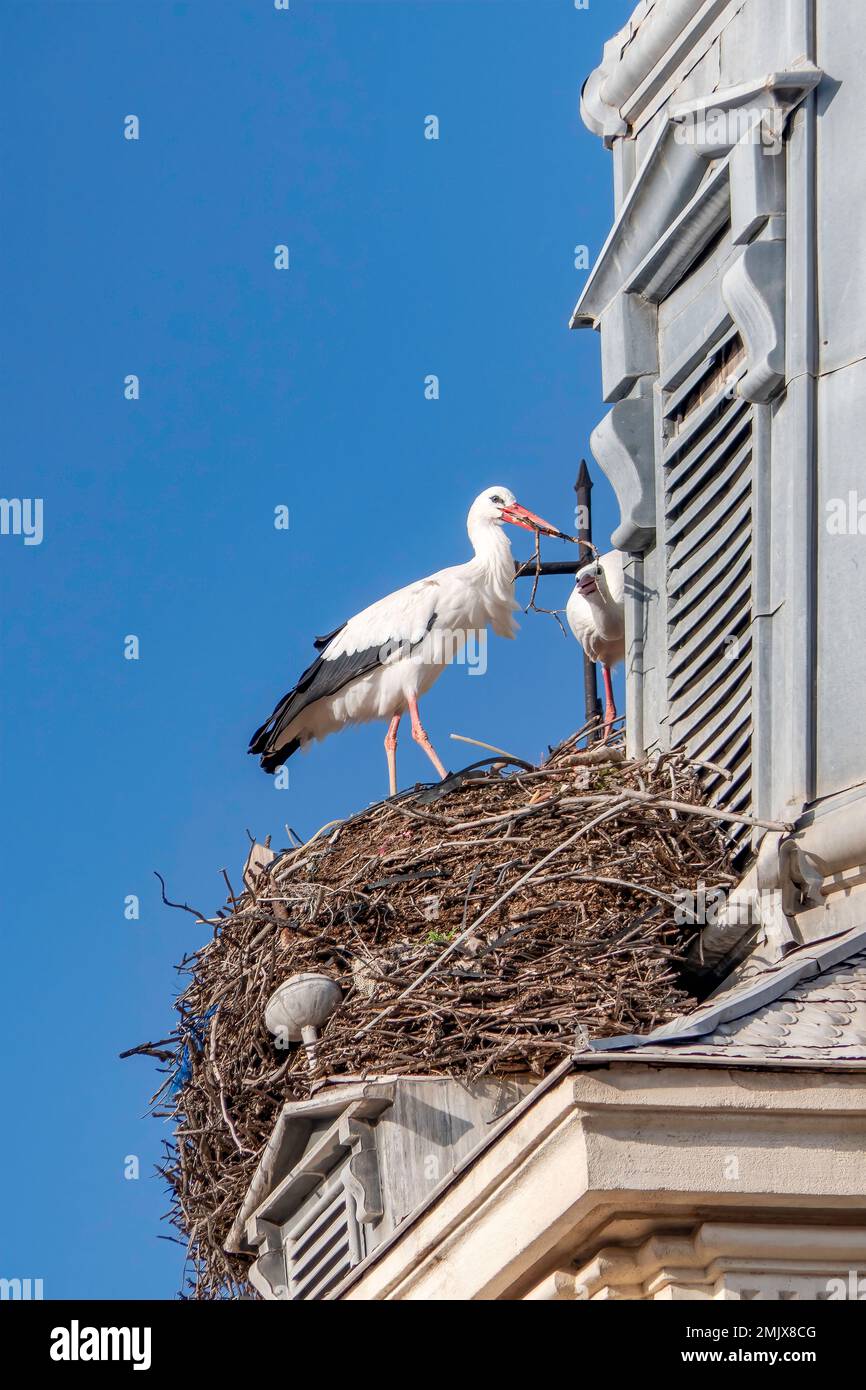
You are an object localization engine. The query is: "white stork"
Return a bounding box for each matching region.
[566,551,625,739]
[249,486,568,795]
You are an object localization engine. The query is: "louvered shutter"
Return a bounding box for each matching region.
[661,326,754,848]
[282,1167,364,1300]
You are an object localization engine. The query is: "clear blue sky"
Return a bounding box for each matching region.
[1,0,635,1299]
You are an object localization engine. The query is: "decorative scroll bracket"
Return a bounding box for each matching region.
[247,1218,287,1300]
[590,377,656,552]
[339,1114,384,1223]
[721,240,787,403]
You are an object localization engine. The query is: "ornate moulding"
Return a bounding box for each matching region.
[549,1223,866,1301]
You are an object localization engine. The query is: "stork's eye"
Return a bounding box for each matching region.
[491,494,505,505]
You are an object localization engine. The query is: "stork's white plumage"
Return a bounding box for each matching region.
[249,487,567,794]
[566,550,625,737]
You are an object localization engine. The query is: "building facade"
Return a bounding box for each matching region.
[575,0,863,840]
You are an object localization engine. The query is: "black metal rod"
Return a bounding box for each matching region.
[575,459,602,736]
[513,559,582,576]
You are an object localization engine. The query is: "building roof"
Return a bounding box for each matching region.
[580,923,866,1068]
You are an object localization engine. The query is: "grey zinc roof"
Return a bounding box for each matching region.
[706,958,866,1059]
[579,924,866,1068]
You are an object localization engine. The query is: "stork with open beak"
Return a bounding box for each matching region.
[249,486,568,795]
[566,551,625,739]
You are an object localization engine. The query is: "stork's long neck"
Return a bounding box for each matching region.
[585,572,623,641]
[467,519,517,602]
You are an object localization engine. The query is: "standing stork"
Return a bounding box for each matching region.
[566,551,625,739]
[249,486,569,794]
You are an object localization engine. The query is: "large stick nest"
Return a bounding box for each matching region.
[131,734,745,1298]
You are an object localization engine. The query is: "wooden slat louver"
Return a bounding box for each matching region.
[662,331,754,849]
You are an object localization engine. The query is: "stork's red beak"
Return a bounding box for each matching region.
[501,502,572,540]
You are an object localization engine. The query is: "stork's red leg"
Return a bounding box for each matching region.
[407,694,448,780]
[601,664,617,741]
[384,714,401,797]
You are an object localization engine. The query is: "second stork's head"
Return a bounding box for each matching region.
[467,486,568,545]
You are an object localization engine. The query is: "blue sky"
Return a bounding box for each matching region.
[1,0,635,1299]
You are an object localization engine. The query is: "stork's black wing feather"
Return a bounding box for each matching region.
[248,628,376,768]
[249,612,439,773]
[312,625,344,653]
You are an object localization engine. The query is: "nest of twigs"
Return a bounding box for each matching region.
[129,733,749,1298]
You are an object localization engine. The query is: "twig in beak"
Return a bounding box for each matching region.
[516,532,569,635]
[549,529,600,560]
